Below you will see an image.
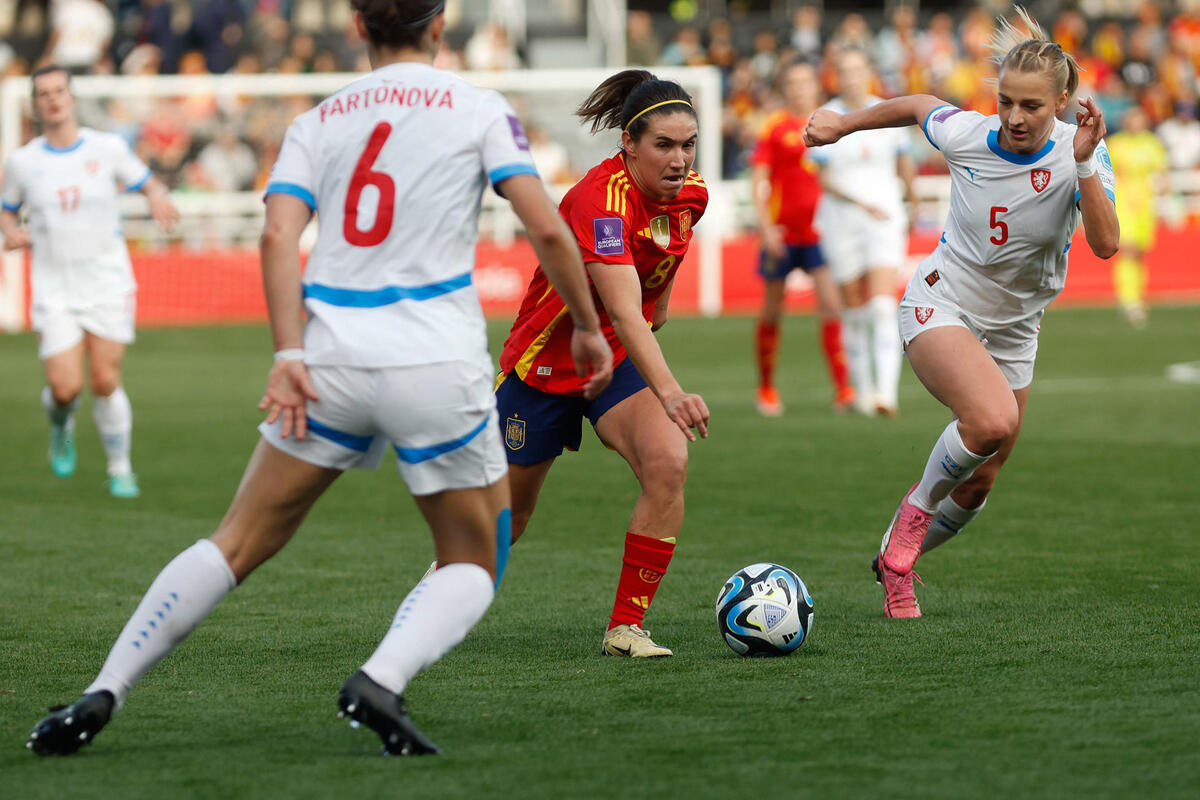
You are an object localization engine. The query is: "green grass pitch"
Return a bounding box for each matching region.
[1,307,1198,798]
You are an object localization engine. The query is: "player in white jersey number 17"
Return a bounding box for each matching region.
[26,0,611,758]
[805,8,1118,619]
[0,65,179,498]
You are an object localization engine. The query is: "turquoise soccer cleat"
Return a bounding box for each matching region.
[108,472,140,499]
[49,425,77,478]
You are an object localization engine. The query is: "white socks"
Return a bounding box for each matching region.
[868,295,901,409]
[85,539,236,710]
[93,387,133,476]
[42,386,77,429]
[841,307,874,407]
[910,420,993,513]
[922,495,986,554]
[361,562,495,696]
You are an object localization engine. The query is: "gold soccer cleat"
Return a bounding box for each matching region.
[601,624,673,658]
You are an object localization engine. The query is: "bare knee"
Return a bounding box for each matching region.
[49,380,83,407]
[90,367,121,398]
[960,406,1018,455]
[639,445,688,500]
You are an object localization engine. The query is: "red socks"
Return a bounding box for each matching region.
[821,318,851,395]
[755,320,780,389]
[608,532,676,630]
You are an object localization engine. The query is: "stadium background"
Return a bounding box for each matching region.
[1,0,1200,329]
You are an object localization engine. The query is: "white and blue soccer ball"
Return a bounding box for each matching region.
[715,562,813,657]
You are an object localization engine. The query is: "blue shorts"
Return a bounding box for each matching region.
[496,358,648,465]
[758,243,826,280]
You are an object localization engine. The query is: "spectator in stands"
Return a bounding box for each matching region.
[42,0,113,74]
[525,124,573,186]
[626,10,661,67]
[192,124,257,193]
[661,25,703,67]
[464,22,520,71]
[921,12,959,90]
[1158,100,1200,171]
[749,30,779,85]
[1121,27,1158,93]
[189,0,244,74]
[874,3,917,96]
[789,5,822,62]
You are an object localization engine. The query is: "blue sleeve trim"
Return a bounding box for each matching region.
[126,169,152,192]
[921,105,954,151]
[1,200,21,212]
[489,163,539,196]
[265,182,317,211]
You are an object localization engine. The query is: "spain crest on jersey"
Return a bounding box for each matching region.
[650,215,670,248]
[679,209,692,241]
[504,416,525,450]
[1031,168,1051,193]
[85,159,100,175]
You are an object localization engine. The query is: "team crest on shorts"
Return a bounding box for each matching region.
[915,307,934,325]
[504,415,525,450]
[1030,168,1051,193]
[679,209,692,241]
[650,215,670,248]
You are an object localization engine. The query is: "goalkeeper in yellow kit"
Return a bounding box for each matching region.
[1106,106,1167,327]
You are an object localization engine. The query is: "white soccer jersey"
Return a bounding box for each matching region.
[916,105,1116,326]
[1,128,149,311]
[265,61,538,368]
[810,95,912,226]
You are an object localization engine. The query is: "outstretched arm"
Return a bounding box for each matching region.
[589,263,708,442]
[805,95,947,147]
[1074,97,1119,259]
[500,174,613,399]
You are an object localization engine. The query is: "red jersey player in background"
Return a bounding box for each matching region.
[750,60,852,417]
[496,70,709,658]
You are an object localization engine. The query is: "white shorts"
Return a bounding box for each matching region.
[33,294,136,359]
[899,271,1041,391]
[259,359,508,496]
[821,217,907,283]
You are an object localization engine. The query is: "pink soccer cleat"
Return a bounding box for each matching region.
[880,483,934,575]
[872,554,923,618]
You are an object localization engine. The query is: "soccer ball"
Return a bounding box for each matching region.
[715,563,813,657]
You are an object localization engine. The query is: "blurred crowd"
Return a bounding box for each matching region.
[625,3,1200,177]
[3,1,1200,187]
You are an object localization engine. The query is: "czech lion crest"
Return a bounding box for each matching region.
[1030,168,1051,193]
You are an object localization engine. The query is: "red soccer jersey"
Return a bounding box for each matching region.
[749,111,821,246]
[499,153,708,395]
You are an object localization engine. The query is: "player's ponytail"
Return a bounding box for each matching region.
[351,0,443,51]
[577,69,696,139]
[990,5,1080,98]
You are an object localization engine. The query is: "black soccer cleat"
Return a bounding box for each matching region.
[337,670,440,757]
[27,691,115,756]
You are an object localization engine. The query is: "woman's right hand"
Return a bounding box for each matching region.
[3,229,30,250]
[258,359,319,440]
[804,109,846,147]
[761,225,787,261]
[570,327,614,400]
[662,390,709,442]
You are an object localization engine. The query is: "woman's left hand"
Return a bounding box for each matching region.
[1073,97,1106,164]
